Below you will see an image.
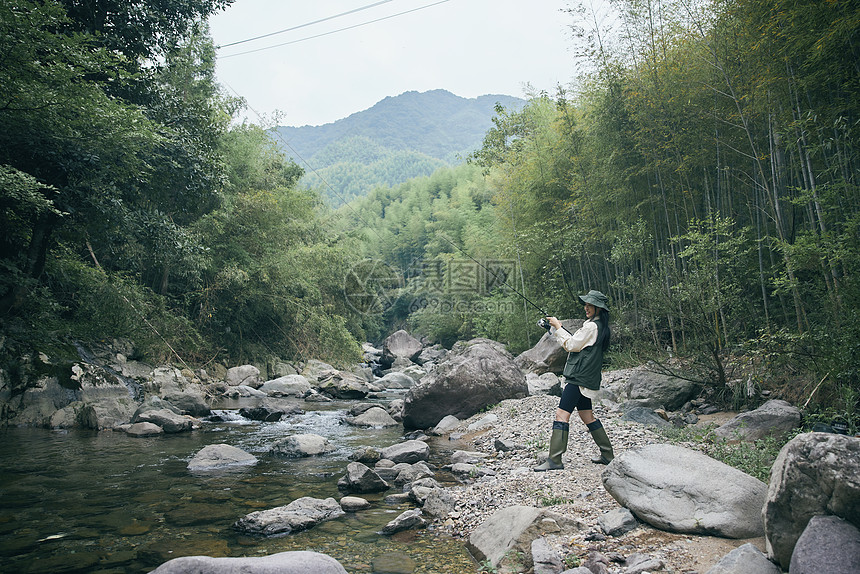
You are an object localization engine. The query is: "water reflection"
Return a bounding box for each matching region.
[0,399,478,573]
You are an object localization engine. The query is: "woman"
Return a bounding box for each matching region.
[534,289,614,471]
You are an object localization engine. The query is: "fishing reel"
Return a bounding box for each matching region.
[537,317,551,331]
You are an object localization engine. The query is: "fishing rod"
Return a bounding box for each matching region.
[219,84,553,327]
[429,231,551,319]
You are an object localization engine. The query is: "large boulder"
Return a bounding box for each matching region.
[234,497,345,536]
[337,462,389,493]
[514,319,583,374]
[705,543,781,574]
[602,444,768,538]
[762,432,860,569]
[712,399,800,441]
[376,372,416,389]
[269,434,334,458]
[14,362,139,429]
[345,406,399,428]
[381,439,430,464]
[148,551,349,574]
[316,371,371,399]
[401,338,527,430]
[187,444,258,472]
[259,374,311,397]
[380,509,427,535]
[132,407,194,433]
[380,330,423,367]
[466,505,582,571]
[789,515,860,574]
[226,365,260,387]
[623,370,699,410]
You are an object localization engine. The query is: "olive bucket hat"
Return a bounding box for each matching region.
[579,290,609,310]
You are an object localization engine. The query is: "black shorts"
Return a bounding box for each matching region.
[558,382,593,413]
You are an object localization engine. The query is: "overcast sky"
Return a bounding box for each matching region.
[208,0,585,127]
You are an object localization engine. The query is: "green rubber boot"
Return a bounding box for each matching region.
[587,419,614,464]
[534,421,569,471]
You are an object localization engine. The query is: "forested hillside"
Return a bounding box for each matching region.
[271,90,525,204]
[1,1,857,419]
[340,0,860,415]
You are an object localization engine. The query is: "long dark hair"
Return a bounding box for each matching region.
[595,309,611,352]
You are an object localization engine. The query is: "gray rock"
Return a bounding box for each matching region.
[133,408,193,433]
[402,338,527,430]
[338,462,389,493]
[223,384,266,398]
[148,550,348,574]
[431,414,461,434]
[348,446,382,465]
[393,462,435,485]
[380,509,427,534]
[161,388,210,417]
[514,319,583,375]
[597,507,638,537]
[317,370,371,399]
[705,542,781,574]
[226,365,260,387]
[381,439,430,464]
[300,359,335,381]
[386,399,404,421]
[763,432,860,569]
[466,505,582,571]
[421,488,456,519]
[234,497,345,536]
[269,361,299,378]
[339,496,371,512]
[381,330,423,367]
[789,515,860,574]
[560,569,593,574]
[621,406,673,428]
[259,375,311,397]
[124,422,163,436]
[238,405,288,422]
[416,345,447,366]
[527,372,562,396]
[624,552,663,574]
[581,551,611,574]
[623,370,698,410]
[532,537,563,574]
[345,406,399,428]
[467,413,499,430]
[269,434,334,457]
[713,399,800,441]
[188,444,257,472]
[376,372,416,389]
[602,444,767,538]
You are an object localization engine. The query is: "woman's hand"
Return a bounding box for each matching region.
[547,316,563,329]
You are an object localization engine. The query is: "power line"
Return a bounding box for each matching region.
[216,0,397,49]
[217,0,453,59]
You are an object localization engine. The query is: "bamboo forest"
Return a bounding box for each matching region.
[1,0,858,416]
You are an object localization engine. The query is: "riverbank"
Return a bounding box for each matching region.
[428,383,765,573]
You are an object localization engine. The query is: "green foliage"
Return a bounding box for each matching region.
[659,424,796,483]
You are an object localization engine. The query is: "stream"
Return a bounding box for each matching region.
[0,395,480,574]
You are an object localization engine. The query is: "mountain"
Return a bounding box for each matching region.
[270,89,525,205]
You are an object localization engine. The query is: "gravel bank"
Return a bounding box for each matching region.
[426,370,767,573]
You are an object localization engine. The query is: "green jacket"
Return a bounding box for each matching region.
[562,324,605,391]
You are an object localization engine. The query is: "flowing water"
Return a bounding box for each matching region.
[0,397,479,573]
